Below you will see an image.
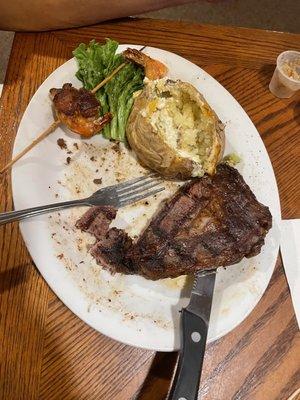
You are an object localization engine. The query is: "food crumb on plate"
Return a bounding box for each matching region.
[57,138,67,150]
[112,143,121,153]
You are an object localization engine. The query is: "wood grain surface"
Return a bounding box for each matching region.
[0,18,299,400]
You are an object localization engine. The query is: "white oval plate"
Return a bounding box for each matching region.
[12,45,281,351]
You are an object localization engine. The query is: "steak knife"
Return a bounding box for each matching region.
[168,269,216,400]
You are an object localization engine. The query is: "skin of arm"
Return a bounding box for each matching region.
[0,0,194,31]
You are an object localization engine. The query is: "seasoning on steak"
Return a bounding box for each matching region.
[49,83,112,137]
[76,164,272,280]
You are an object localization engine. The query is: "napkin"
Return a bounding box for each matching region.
[280,219,300,328]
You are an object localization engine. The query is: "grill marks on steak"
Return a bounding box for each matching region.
[158,194,196,235]
[75,165,272,280]
[128,164,272,279]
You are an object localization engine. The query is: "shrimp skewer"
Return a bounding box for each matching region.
[0,63,126,174]
[123,48,168,80]
[49,83,112,138]
[0,47,165,174]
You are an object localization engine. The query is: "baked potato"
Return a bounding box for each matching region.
[126,79,225,179]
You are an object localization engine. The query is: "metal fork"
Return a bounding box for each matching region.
[0,174,164,226]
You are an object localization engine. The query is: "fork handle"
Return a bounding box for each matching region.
[0,199,88,226]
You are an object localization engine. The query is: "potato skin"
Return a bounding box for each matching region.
[126,80,225,179]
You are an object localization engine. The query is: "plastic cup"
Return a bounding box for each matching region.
[269,50,300,98]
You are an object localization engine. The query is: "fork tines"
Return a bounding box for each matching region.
[117,174,165,207]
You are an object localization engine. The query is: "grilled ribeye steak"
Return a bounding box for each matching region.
[126,164,272,279]
[76,164,272,280]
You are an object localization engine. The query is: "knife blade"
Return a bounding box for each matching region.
[187,269,216,322]
[168,269,216,400]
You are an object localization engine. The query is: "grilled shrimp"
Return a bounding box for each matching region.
[50,83,112,137]
[123,48,168,80]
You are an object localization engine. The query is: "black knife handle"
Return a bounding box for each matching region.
[168,309,208,400]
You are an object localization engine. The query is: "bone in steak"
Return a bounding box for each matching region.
[76,164,272,280]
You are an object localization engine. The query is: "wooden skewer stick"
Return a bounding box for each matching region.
[287,388,300,400]
[91,62,126,93]
[0,120,60,174]
[0,63,127,175]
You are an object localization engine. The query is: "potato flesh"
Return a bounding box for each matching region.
[146,86,213,176]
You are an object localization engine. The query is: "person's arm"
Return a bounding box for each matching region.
[0,0,193,31]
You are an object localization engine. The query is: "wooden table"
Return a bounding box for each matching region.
[0,18,299,400]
